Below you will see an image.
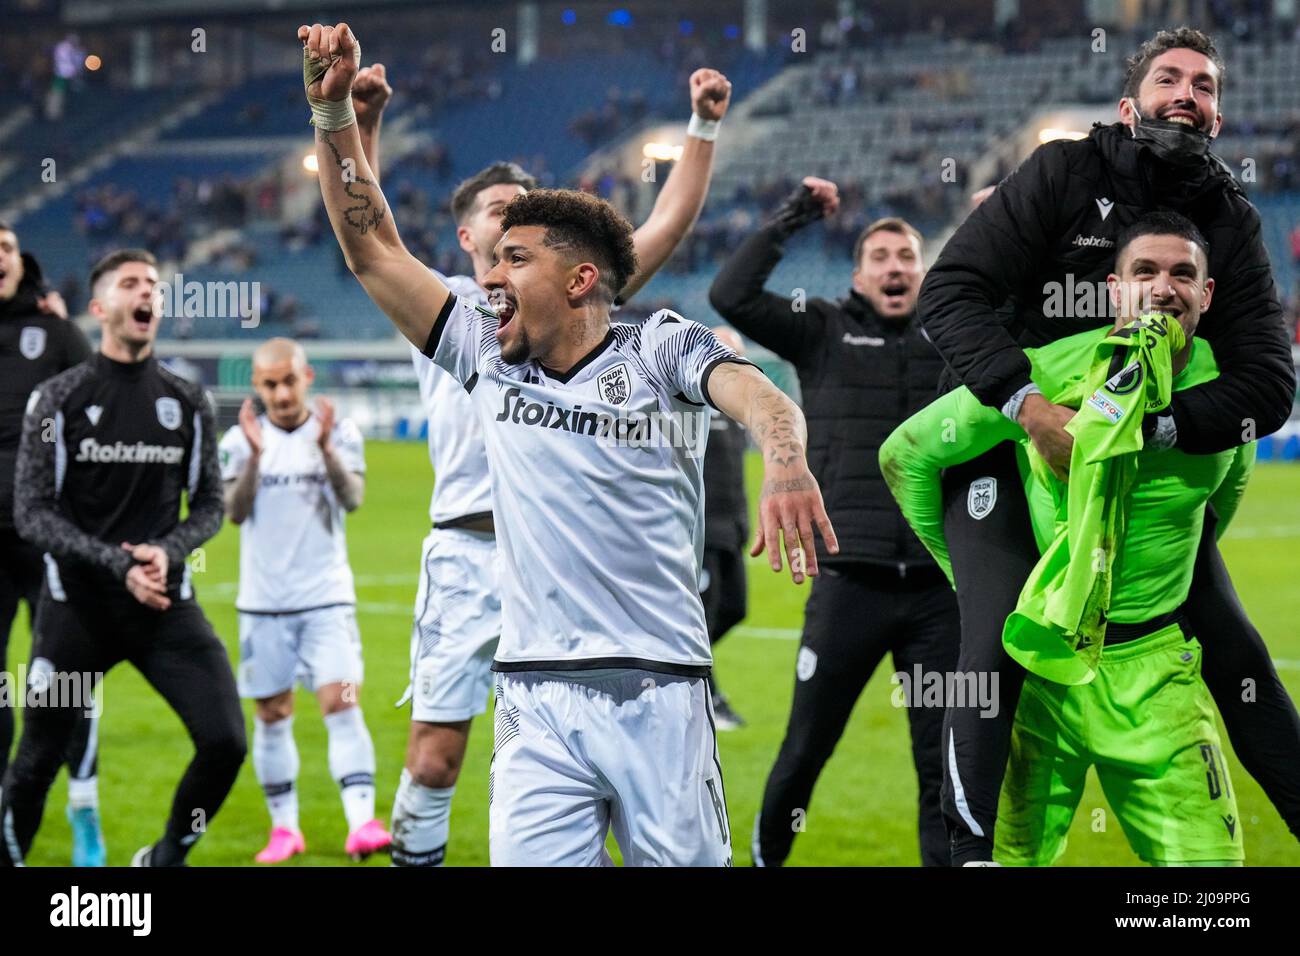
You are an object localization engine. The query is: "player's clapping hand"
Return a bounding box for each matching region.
[690,68,732,121]
[315,396,336,452]
[751,463,839,586]
[352,63,392,126]
[298,21,360,102]
[122,543,171,611]
[239,398,263,457]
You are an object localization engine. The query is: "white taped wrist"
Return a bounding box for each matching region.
[687,113,721,141]
[303,43,360,130]
[309,97,357,131]
[1001,382,1042,425]
[1148,414,1177,450]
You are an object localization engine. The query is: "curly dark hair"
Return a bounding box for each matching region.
[1123,27,1225,100]
[500,189,639,303]
[450,162,537,225]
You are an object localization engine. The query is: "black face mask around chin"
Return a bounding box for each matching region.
[1128,104,1213,166]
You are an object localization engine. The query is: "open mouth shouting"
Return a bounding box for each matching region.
[879,280,912,311]
[489,289,518,342]
[130,303,155,334]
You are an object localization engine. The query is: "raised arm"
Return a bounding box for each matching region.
[352,62,392,181]
[703,360,838,584]
[707,179,837,366]
[300,22,449,349]
[620,69,731,302]
[879,387,1023,584]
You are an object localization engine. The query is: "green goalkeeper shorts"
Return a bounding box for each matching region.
[994,623,1244,866]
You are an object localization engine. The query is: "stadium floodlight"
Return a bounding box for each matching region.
[642,142,684,162]
[302,152,319,174]
[1038,127,1088,143]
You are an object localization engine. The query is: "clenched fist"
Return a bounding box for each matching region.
[689,68,732,121]
[352,62,392,127]
[298,21,361,103]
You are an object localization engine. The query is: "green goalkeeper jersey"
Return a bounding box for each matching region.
[880,326,1255,628]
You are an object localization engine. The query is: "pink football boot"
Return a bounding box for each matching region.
[345,819,393,861]
[255,827,306,864]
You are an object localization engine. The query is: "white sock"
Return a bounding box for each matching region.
[253,715,300,831]
[66,775,99,811]
[390,767,453,866]
[324,707,376,831]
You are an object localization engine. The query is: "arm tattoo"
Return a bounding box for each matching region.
[762,476,815,495]
[320,130,387,234]
[748,387,804,468]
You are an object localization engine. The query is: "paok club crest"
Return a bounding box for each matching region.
[19,326,46,359]
[155,396,182,430]
[598,363,631,406]
[967,476,997,520]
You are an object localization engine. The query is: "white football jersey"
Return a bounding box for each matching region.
[219,412,365,612]
[410,272,493,524]
[426,294,747,673]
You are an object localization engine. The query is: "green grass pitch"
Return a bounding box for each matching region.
[12,440,1300,866]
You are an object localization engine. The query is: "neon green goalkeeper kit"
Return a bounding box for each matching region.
[880,318,1253,864]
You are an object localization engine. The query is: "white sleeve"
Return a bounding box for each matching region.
[639,310,753,408]
[333,418,365,474]
[421,294,497,386]
[218,427,250,482]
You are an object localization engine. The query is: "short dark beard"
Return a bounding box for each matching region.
[501,326,531,365]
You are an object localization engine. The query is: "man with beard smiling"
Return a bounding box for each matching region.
[918,27,1300,864]
[709,184,959,867]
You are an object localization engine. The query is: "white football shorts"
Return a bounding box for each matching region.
[398,527,501,723]
[237,604,363,698]
[489,669,732,867]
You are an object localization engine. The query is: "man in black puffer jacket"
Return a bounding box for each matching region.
[711,183,959,866]
[918,27,1300,864]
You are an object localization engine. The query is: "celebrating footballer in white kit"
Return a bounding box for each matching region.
[219,337,392,863]
[349,52,733,865]
[302,20,836,865]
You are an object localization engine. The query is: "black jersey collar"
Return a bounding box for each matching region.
[537,327,616,384]
[94,351,155,378]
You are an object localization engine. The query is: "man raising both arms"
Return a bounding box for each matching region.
[347,52,733,863]
[302,20,835,865]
